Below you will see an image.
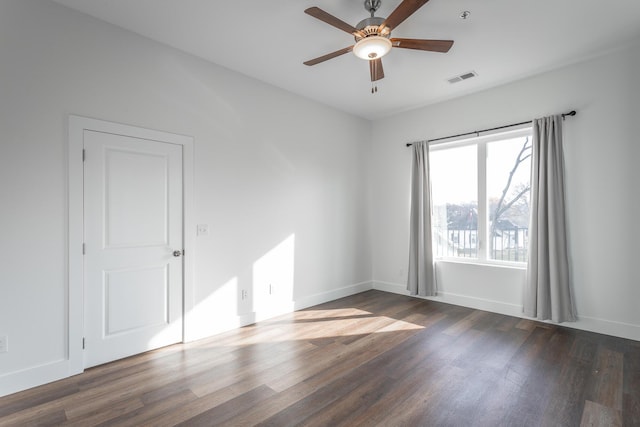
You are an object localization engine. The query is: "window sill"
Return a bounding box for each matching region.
[435,258,527,271]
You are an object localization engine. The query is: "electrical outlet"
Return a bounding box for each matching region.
[241,289,248,300]
[269,284,274,295]
[196,224,209,236]
[0,335,8,353]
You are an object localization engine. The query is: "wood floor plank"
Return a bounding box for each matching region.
[216,382,316,427]
[623,346,640,427]
[137,381,266,426]
[188,340,318,397]
[0,406,68,427]
[264,327,416,392]
[586,346,624,410]
[379,314,454,380]
[256,376,363,426]
[504,376,560,425]
[427,366,498,426]
[349,328,482,426]
[0,382,79,418]
[580,399,623,427]
[506,325,555,378]
[31,410,69,426]
[539,353,591,426]
[61,397,144,426]
[97,388,198,427]
[300,373,398,427]
[570,334,600,363]
[174,385,276,427]
[2,290,639,426]
[443,309,487,336]
[468,372,523,426]
[368,363,467,426]
[516,318,538,331]
[496,315,520,332]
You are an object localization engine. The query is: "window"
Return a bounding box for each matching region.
[430,127,532,264]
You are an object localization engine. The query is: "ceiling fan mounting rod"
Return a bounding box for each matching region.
[364,0,382,17]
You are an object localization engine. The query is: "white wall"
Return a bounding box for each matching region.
[0,0,372,396]
[371,40,640,341]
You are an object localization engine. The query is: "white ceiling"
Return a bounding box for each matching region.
[52,0,640,120]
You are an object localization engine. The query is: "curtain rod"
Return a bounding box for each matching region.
[405,110,577,147]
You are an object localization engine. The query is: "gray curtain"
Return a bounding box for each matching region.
[407,141,436,296]
[524,115,576,322]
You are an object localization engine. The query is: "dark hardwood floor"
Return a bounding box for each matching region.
[1,290,639,426]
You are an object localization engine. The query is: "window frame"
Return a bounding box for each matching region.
[429,125,532,268]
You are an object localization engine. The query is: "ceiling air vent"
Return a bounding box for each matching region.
[447,71,477,84]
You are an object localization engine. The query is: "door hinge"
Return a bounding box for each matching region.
[82,149,86,162]
[82,243,86,255]
[82,338,85,349]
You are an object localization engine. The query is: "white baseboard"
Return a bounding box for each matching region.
[372,280,522,317]
[293,281,373,311]
[372,280,640,342]
[0,359,74,398]
[573,315,640,342]
[372,280,412,296]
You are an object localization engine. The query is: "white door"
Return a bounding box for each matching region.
[83,130,183,368]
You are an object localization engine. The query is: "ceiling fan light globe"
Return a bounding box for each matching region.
[353,36,392,60]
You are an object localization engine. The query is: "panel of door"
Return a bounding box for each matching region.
[83,129,183,368]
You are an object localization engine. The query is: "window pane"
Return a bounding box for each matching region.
[487,136,531,262]
[431,145,478,259]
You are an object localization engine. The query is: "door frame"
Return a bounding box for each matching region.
[68,115,195,374]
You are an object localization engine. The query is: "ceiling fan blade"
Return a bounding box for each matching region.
[370,58,385,82]
[379,0,430,34]
[390,38,454,53]
[304,46,354,66]
[305,7,363,37]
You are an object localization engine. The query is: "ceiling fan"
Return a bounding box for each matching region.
[304,0,454,92]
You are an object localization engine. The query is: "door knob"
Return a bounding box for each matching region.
[173,250,182,257]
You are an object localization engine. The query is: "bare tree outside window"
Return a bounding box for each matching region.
[488,137,531,262]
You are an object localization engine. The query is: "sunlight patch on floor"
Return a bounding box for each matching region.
[212,308,425,346]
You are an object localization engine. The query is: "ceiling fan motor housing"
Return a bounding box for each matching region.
[355,16,388,41]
